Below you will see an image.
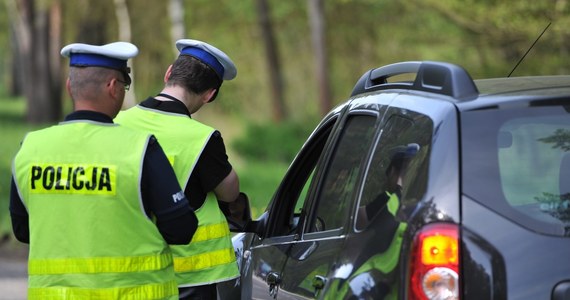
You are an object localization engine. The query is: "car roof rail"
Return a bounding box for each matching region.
[350,61,479,100]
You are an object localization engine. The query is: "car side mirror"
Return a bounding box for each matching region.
[245,212,269,237]
[229,211,268,238]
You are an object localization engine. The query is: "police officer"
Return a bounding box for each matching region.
[115,39,247,299]
[344,143,420,299]
[10,42,198,299]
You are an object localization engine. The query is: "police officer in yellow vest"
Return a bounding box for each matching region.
[340,143,419,299]
[9,42,199,299]
[115,39,247,299]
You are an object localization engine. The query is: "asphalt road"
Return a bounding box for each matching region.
[0,257,27,300]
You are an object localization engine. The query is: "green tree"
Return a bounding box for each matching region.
[6,0,62,124]
[538,128,570,152]
[308,0,332,116]
[256,0,287,122]
[408,0,570,76]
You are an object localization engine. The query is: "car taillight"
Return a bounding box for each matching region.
[409,223,460,300]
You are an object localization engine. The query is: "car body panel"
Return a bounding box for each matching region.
[462,195,570,299]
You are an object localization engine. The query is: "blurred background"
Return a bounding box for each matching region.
[0,0,569,257]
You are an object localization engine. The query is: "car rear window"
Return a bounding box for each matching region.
[462,102,570,237]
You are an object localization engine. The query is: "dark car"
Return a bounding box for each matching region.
[219,61,570,299]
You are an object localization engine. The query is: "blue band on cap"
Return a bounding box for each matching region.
[70,53,127,70]
[180,47,224,79]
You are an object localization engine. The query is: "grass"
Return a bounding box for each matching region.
[0,96,288,245]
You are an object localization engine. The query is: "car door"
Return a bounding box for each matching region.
[246,112,341,300]
[246,107,378,299]
[246,108,383,299]
[322,106,436,299]
[275,111,382,299]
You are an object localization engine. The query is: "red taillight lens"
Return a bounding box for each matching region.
[409,223,459,300]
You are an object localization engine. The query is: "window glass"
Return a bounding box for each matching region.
[268,119,335,237]
[310,115,378,232]
[356,114,432,230]
[462,105,570,236]
[295,169,315,214]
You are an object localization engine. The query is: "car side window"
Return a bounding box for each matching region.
[356,113,432,230]
[266,117,336,237]
[308,114,378,233]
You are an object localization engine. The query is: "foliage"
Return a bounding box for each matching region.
[538,129,570,152]
[233,159,289,218]
[534,192,570,227]
[407,0,570,77]
[233,119,317,163]
[0,97,43,239]
[3,0,570,120]
[0,6,9,97]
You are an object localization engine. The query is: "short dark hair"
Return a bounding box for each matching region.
[68,66,117,101]
[167,55,222,100]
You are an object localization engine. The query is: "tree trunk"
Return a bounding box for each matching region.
[6,0,30,99]
[8,23,23,97]
[113,0,136,108]
[168,0,185,57]
[255,0,286,122]
[555,0,568,74]
[308,0,332,117]
[8,0,62,124]
[49,2,62,111]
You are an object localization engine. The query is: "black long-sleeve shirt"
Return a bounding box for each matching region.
[138,97,233,209]
[9,110,197,245]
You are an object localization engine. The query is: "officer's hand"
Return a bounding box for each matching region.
[225,192,252,232]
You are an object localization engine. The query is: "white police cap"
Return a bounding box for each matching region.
[175,39,237,80]
[60,42,138,72]
[390,143,421,160]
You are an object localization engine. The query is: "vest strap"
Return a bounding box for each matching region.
[29,253,172,275]
[28,280,178,300]
[191,221,230,243]
[174,248,235,273]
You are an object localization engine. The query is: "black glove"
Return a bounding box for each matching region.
[220,192,252,232]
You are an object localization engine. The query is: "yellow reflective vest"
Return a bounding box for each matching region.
[116,105,239,287]
[12,120,178,299]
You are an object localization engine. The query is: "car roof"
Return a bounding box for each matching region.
[474,75,570,96]
[350,61,570,112]
[458,75,570,111]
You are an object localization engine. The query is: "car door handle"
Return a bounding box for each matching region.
[312,275,327,297]
[266,271,281,285]
[267,271,281,298]
[553,281,570,300]
[312,275,327,290]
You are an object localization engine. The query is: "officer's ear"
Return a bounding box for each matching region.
[203,88,217,104]
[65,78,72,97]
[164,65,173,83]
